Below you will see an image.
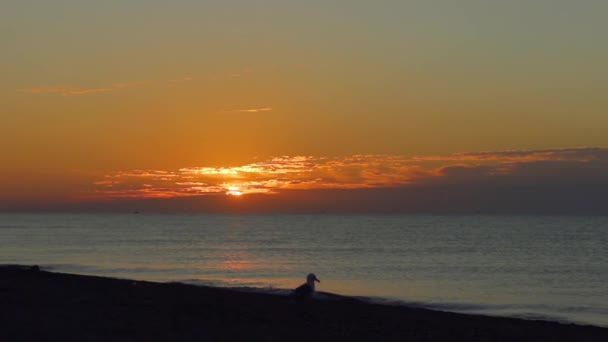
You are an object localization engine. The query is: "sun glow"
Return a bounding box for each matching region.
[226,186,243,196]
[88,150,607,201]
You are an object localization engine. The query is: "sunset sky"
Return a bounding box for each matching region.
[2,1,607,212]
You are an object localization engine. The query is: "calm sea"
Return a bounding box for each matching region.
[1,213,607,327]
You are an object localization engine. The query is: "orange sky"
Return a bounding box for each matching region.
[2,1,607,212]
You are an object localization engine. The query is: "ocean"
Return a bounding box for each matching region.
[1,213,607,327]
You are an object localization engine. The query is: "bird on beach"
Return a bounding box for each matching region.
[292,273,320,299]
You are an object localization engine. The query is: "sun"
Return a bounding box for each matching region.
[226,186,243,196]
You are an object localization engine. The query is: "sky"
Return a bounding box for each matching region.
[1,1,607,213]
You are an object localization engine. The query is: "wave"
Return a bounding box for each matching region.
[353,297,608,327]
[175,280,608,327]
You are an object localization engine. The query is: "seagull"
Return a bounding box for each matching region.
[293,273,321,299]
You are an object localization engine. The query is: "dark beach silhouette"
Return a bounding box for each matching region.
[1,265,607,341]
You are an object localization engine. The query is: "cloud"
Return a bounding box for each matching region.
[86,147,608,204]
[168,76,193,83]
[228,67,253,79]
[106,170,178,179]
[16,85,70,94]
[224,107,273,113]
[110,81,147,89]
[65,88,114,95]
[17,81,146,96]
[412,148,604,163]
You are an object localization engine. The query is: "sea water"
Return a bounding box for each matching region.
[1,213,607,327]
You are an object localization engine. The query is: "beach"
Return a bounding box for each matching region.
[1,266,607,341]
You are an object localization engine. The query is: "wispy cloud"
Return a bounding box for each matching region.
[168,76,193,83]
[65,88,114,95]
[86,147,608,200]
[228,67,253,79]
[206,67,254,81]
[16,85,70,94]
[411,148,602,162]
[17,67,257,97]
[17,81,147,96]
[224,107,273,113]
[110,81,147,89]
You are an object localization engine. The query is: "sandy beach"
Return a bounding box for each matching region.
[1,266,606,341]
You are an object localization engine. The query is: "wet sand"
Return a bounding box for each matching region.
[1,266,606,341]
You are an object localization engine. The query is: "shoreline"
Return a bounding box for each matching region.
[17,264,605,327]
[1,265,607,341]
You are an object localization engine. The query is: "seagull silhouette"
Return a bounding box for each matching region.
[293,273,320,299]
